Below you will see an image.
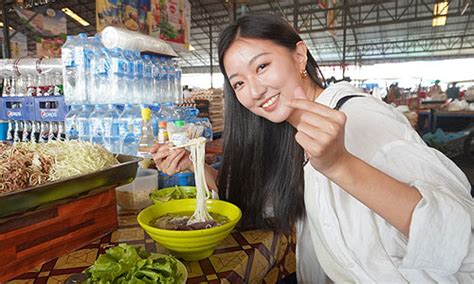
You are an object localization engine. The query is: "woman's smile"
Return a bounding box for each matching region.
[260,93,281,111]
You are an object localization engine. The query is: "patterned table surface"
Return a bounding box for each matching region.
[8,210,296,284]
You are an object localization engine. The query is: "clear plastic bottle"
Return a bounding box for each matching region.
[138,107,155,167]
[173,59,182,104]
[167,59,176,104]
[124,50,136,103]
[77,105,93,142]
[13,120,24,143]
[109,47,127,104]
[150,105,159,138]
[58,122,66,141]
[160,57,171,103]
[48,122,58,141]
[65,105,81,140]
[22,120,32,142]
[6,120,14,142]
[39,121,50,143]
[73,33,88,104]
[2,76,12,97]
[32,121,40,143]
[89,104,107,147]
[142,54,154,105]
[134,51,144,104]
[84,36,101,103]
[160,102,179,138]
[104,104,121,153]
[151,56,162,104]
[53,72,63,96]
[118,104,142,155]
[62,35,78,104]
[26,74,37,97]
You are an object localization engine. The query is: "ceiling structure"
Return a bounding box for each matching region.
[1,0,473,74]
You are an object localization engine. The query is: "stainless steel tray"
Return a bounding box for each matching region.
[0,155,141,218]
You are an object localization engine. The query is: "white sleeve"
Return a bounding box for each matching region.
[341,97,474,275]
[371,140,473,275]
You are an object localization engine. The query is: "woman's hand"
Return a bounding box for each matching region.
[150,143,193,175]
[287,87,351,176]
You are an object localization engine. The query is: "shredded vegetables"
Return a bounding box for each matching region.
[0,141,118,194]
[185,137,214,226]
[16,141,118,181]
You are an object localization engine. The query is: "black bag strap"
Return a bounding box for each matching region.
[334,95,363,110]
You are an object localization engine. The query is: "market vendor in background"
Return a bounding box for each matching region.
[151,14,474,283]
[447,82,460,100]
[428,79,443,97]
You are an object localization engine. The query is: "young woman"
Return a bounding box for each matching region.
[151,14,474,283]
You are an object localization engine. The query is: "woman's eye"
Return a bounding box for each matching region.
[233,81,243,90]
[257,63,268,72]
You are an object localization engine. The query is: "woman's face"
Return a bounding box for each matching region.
[223,38,306,123]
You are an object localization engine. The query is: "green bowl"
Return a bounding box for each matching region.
[149,186,197,203]
[137,199,241,261]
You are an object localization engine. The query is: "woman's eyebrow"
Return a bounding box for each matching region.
[228,52,270,81]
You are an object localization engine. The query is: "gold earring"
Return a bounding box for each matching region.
[300,69,308,78]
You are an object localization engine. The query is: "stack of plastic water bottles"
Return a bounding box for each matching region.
[62,33,212,157]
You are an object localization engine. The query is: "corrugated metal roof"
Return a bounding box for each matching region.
[1,0,473,72]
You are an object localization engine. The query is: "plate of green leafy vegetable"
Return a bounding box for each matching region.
[66,243,187,284]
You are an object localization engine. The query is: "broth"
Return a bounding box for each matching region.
[151,211,230,231]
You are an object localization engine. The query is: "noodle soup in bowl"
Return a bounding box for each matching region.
[137,199,242,261]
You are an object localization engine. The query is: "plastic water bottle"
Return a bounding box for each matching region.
[150,104,160,138]
[6,120,14,142]
[39,122,50,143]
[109,48,127,104]
[160,57,171,103]
[168,59,176,104]
[160,102,180,138]
[65,105,81,140]
[118,104,142,155]
[84,36,101,103]
[124,50,136,103]
[151,56,162,104]
[62,35,78,105]
[89,104,107,146]
[174,59,182,104]
[13,120,23,143]
[77,105,93,142]
[104,104,121,153]
[143,54,154,105]
[200,117,213,141]
[134,51,144,104]
[91,48,109,104]
[73,33,88,104]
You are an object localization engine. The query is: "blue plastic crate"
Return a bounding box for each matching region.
[0,97,35,121]
[158,171,195,189]
[34,96,69,122]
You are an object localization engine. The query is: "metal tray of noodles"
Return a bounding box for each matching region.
[0,155,141,218]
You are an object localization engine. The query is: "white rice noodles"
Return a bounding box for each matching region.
[186,137,214,225]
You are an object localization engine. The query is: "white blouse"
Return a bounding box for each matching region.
[296,82,474,283]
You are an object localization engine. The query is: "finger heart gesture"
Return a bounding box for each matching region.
[287,87,350,175]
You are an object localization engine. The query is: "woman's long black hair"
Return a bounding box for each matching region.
[217,13,325,233]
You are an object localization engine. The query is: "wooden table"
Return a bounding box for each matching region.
[8,209,296,284]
